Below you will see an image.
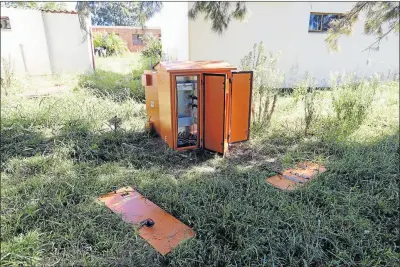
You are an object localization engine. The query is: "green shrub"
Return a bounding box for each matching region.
[78,69,145,101]
[330,73,379,126]
[93,32,128,56]
[93,32,105,48]
[141,33,162,63]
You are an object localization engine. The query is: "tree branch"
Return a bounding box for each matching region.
[362,23,397,51]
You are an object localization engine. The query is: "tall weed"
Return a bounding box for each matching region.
[240,42,284,132]
[1,57,15,96]
[293,73,318,136]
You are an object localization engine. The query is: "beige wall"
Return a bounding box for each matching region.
[1,7,93,75]
[187,2,399,86]
[1,7,52,75]
[160,2,189,61]
[43,12,93,74]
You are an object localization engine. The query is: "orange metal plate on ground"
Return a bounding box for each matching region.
[266,175,299,191]
[98,187,195,255]
[266,162,326,191]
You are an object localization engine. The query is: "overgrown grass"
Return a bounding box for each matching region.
[95,53,141,74]
[1,73,399,266]
[79,54,151,102]
[78,69,145,102]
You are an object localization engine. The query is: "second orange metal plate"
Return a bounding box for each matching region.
[266,162,326,191]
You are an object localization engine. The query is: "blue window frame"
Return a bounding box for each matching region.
[309,13,342,32]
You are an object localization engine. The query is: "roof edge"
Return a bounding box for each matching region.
[1,5,77,14]
[91,25,161,30]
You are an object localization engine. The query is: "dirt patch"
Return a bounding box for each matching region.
[19,85,70,98]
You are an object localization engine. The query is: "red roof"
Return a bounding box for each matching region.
[2,6,77,14]
[41,9,78,14]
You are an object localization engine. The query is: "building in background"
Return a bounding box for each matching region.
[1,6,94,75]
[160,2,399,87]
[91,26,161,52]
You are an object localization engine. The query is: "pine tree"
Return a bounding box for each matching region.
[326,2,399,51]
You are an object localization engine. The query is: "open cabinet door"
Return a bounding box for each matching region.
[203,74,226,153]
[229,71,253,143]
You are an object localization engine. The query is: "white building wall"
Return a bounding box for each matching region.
[1,7,93,75]
[188,2,399,86]
[42,12,93,74]
[1,7,52,75]
[160,2,189,61]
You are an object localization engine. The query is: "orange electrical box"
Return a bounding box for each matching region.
[143,61,253,154]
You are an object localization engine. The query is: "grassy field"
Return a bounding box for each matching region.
[1,61,399,266]
[94,53,142,74]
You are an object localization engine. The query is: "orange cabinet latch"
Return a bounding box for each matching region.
[142,74,152,86]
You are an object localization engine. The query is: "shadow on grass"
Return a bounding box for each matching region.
[1,120,52,169]
[1,116,215,173]
[1,113,399,266]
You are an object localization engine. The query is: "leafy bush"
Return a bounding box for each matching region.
[330,73,379,126]
[93,32,128,57]
[78,69,145,101]
[240,42,284,132]
[141,33,162,62]
[293,73,318,135]
[93,32,105,49]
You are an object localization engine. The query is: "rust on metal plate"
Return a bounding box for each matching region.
[98,186,195,255]
[266,162,326,191]
[266,175,299,191]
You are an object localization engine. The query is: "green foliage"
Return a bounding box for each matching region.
[293,73,318,135]
[92,32,104,49]
[140,33,162,62]
[188,2,247,34]
[88,2,163,26]
[93,32,129,57]
[326,2,400,51]
[240,42,284,131]
[330,73,378,126]
[76,1,162,41]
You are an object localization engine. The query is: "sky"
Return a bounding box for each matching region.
[146,13,162,28]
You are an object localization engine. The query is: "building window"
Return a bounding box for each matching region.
[159,34,162,41]
[0,17,11,29]
[132,34,143,45]
[309,13,342,32]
